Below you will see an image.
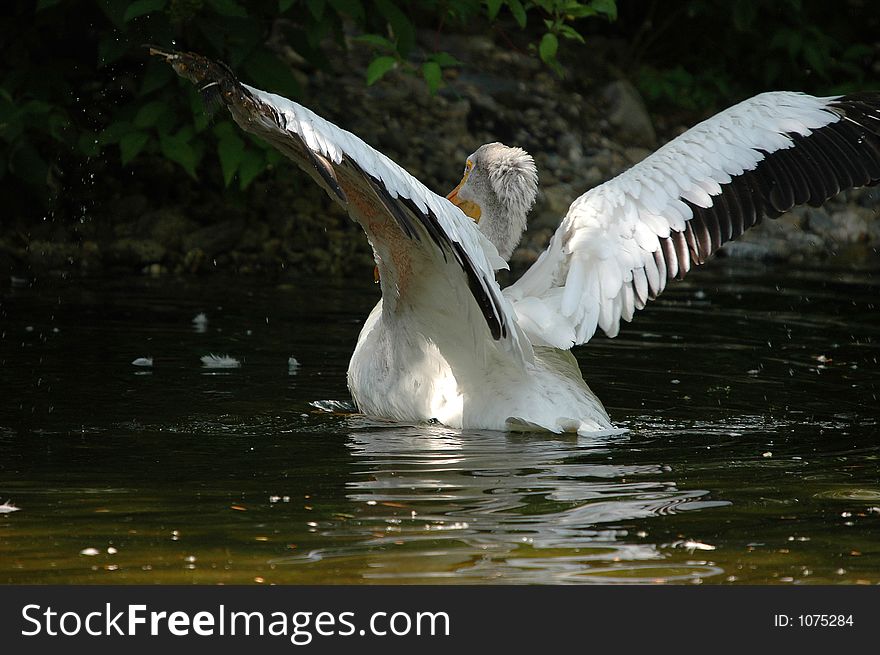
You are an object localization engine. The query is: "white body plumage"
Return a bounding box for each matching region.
[157,50,880,435]
[348,300,615,434]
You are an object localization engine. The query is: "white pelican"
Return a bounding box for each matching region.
[153,49,880,435]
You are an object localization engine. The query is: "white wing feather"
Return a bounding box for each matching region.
[244,86,504,264]
[241,85,531,361]
[505,92,842,348]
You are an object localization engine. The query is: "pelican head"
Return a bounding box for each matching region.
[446,143,538,261]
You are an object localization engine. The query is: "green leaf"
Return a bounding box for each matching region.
[366,56,397,85]
[375,0,416,55]
[238,148,265,189]
[803,43,828,78]
[279,0,295,10]
[306,0,325,20]
[557,24,585,43]
[731,1,757,32]
[569,7,595,18]
[430,52,462,68]
[159,132,200,178]
[36,0,63,10]
[539,32,558,64]
[19,100,54,117]
[561,5,597,19]
[205,0,248,17]
[97,32,129,67]
[264,147,282,166]
[486,0,503,20]
[217,133,246,186]
[120,130,149,165]
[763,60,781,87]
[139,59,175,95]
[99,121,133,145]
[9,142,48,186]
[843,43,873,61]
[422,61,442,94]
[0,121,23,143]
[0,106,20,139]
[123,0,168,23]
[185,91,210,134]
[589,0,617,20]
[353,34,396,51]
[47,112,69,141]
[508,0,527,28]
[175,124,195,142]
[133,100,167,128]
[328,0,365,22]
[213,121,238,141]
[77,131,101,158]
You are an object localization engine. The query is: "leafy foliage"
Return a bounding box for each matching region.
[625,0,880,111]
[532,0,616,74]
[1,0,616,211]
[349,1,614,91]
[2,0,878,218]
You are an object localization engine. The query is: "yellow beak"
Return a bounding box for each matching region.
[447,175,482,222]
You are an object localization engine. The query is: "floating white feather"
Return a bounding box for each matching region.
[201,354,240,368]
[0,500,20,514]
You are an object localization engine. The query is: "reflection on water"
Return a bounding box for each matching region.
[0,260,878,584]
[286,423,728,583]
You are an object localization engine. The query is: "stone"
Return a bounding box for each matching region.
[106,238,165,267]
[556,133,585,165]
[624,147,652,165]
[533,184,574,230]
[183,248,207,273]
[149,210,198,250]
[583,166,605,188]
[602,80,657,148]
[108,194,148,223]
[238,222,271,252]
[0,239,24,275]
[826,207,877,243]
[183,219,245,256]
[27,241,80,270]
[80,241,102,271]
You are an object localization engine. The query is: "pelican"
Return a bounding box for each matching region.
[153,49,880,435]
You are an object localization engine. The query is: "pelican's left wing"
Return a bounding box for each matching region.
[506,91,880,348]
[153,49,529,360]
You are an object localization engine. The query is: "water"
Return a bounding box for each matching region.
[1,260,878,584]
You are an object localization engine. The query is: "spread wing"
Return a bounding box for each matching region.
[153,48,530,361]
[505,91,880,348]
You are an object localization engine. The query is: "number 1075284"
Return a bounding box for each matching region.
[773,614,854,627]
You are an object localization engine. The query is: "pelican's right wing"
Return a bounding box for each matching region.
[506,91,880,348]
[153,48,530,361]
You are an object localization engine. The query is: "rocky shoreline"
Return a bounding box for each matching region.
[3,31,879,281]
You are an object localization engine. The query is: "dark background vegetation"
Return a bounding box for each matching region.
[2,0,879,274]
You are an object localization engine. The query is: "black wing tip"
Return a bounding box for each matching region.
[832,91,880,105]
[663,91,880,288]
[147,46,245,105]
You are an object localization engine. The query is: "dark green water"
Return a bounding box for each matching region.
[1,260,878,584]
